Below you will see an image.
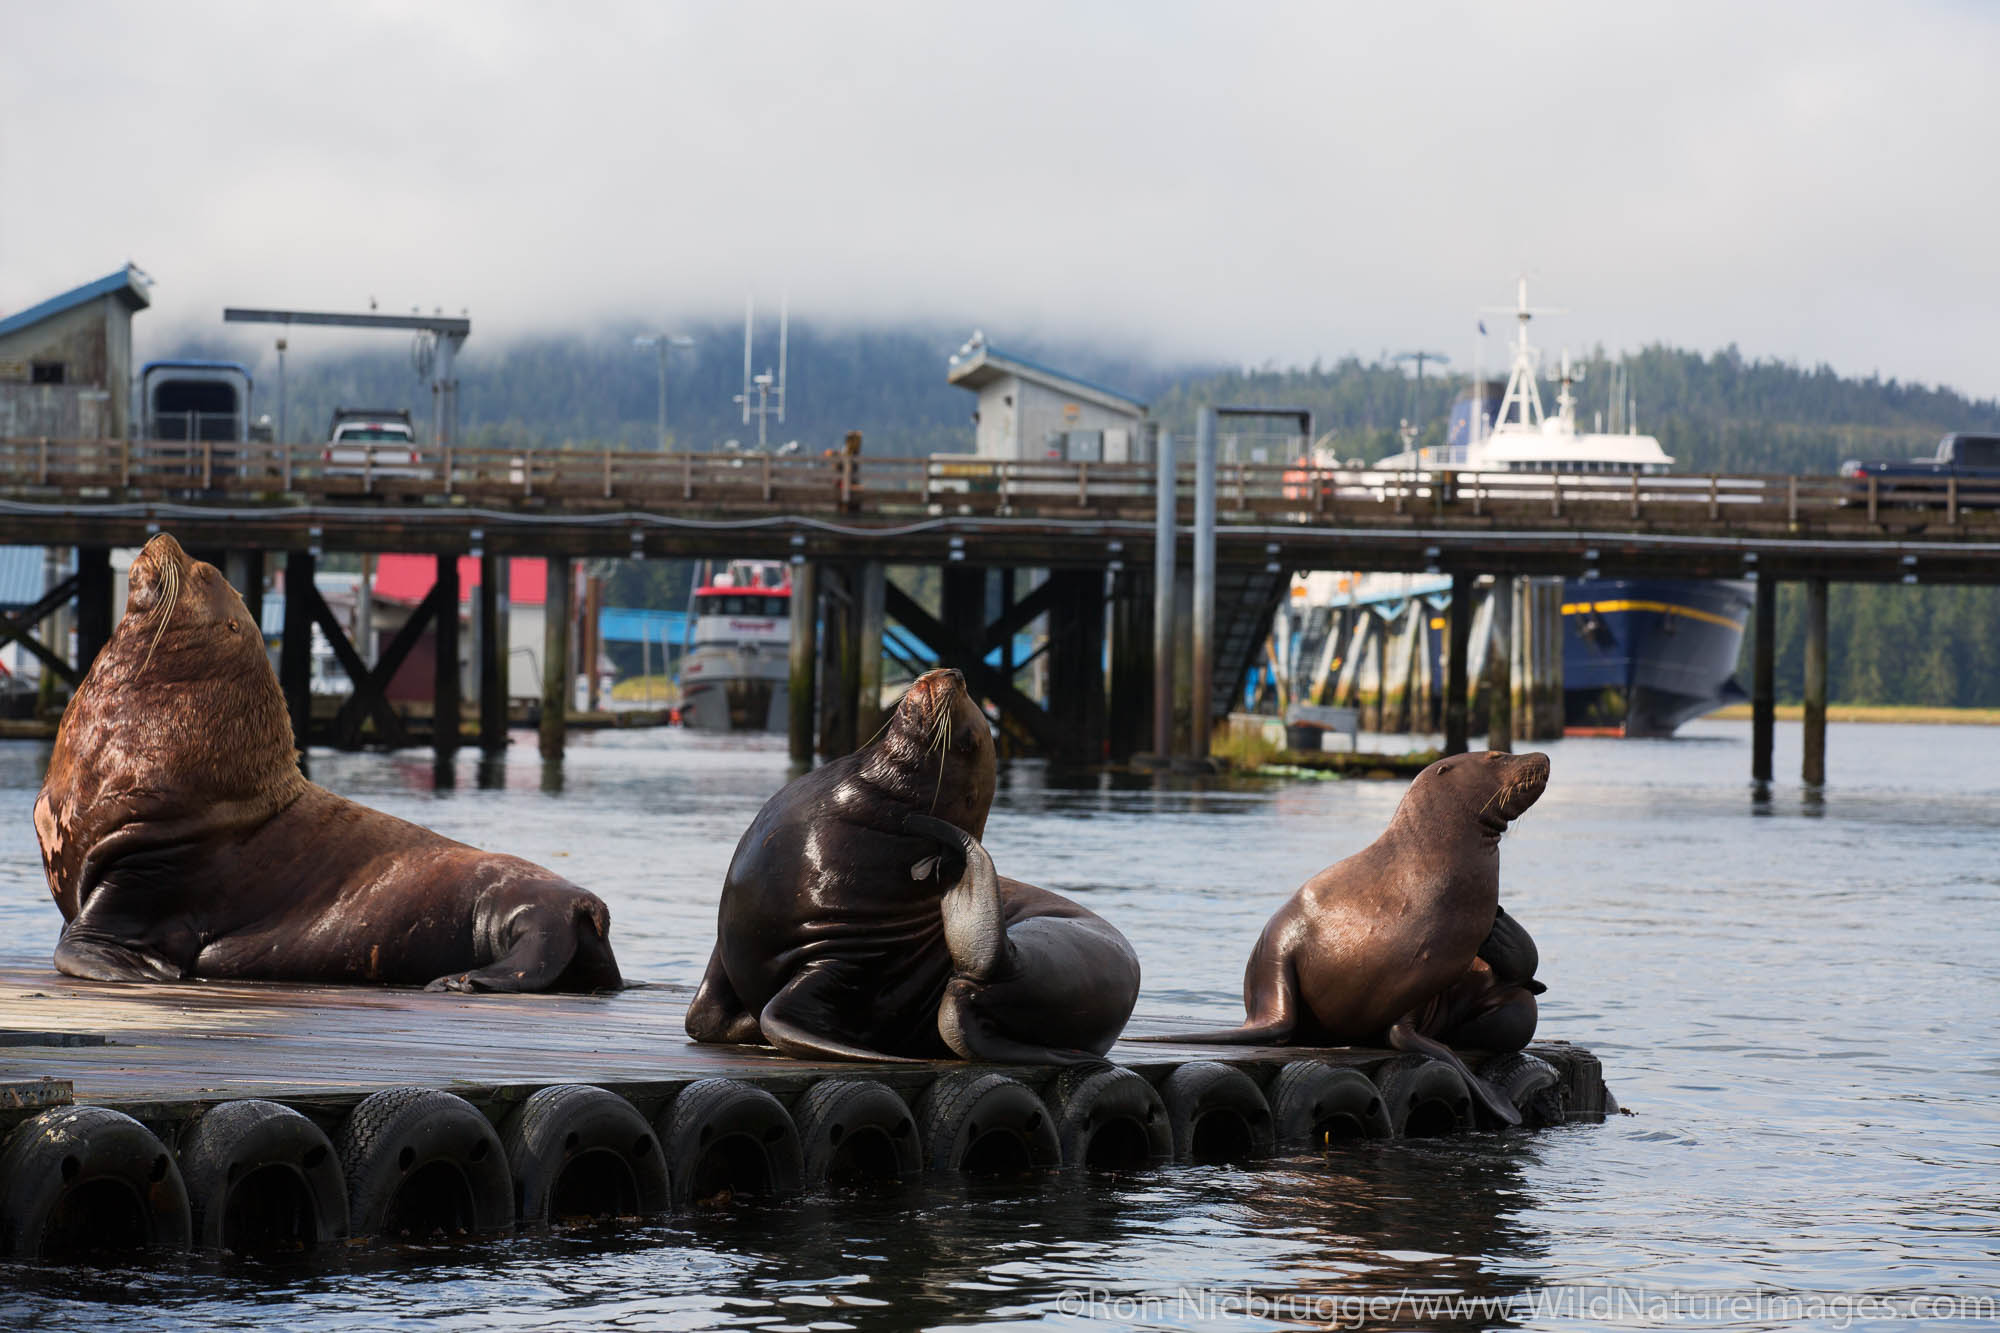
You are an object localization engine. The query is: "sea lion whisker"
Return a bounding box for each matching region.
[139,558,180,672]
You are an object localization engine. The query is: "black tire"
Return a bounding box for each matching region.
[500,1084,669,1226]
[1159,1062,1275,1164]
[0,1105,190,1259]
[1479,1052,1568,1128]
[655,1078,804,1209]
[1268,1061,1392,1148]
[913,1072,1060,1175]
[179,1099,348,1253]
[793,1079,921,1188]
[1047,1063,1170,1172]
[338,1087,513,1240]
[1374,1056,1475,1138]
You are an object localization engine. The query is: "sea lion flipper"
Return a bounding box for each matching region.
[686,945,764,1046]
[904,813,1009,984]
[758,970,929,1064]
[1386,1020,1523,1128]
[53,929,185,983]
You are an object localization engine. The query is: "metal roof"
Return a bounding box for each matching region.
[0,547,54,609]
[946,343,1147,414]
[0,266,152,340]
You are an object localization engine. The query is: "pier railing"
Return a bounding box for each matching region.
[1,437,1998,533]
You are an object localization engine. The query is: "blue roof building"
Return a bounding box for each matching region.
[0,264,152,438]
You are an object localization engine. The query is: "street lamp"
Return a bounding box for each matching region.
[633,334,695,450]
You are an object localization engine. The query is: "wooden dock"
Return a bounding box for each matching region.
[0,966,1608,1258]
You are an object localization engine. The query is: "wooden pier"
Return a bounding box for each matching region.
[0,967,1609,1258]
[4,436,1996,779]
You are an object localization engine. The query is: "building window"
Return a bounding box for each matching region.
[30,361,65,385]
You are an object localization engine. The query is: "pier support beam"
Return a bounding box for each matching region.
[434,554,460,759]
[281,549,315,754]
[1752,573,1775,786]
[1191,409,1217,760]
[1107,566,1152,761]
[478,552,506,752]
[1802,577,1828,787]
[854,560,886,745]
[1444,571,1473,756]
[74,546,113,677]
[1045,569,1107,763]
[540,555,571,761]
[788,561,818,764]
[817,564,859,758]
[1151,429,1177,763]
[1486,575,1513,753]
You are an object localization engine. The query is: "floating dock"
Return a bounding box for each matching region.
[0,967,1608,1259]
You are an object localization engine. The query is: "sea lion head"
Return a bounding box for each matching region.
[862,667,996,837]
[69,532,300,800]
[121,534,264,678]
[1402,749,1549,839]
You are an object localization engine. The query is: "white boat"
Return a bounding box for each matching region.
[678,560,792,732]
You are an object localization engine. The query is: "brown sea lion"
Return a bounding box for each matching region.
[34,534,622,993]
[685,667,1139,1063]
[1139,750,1550,1125]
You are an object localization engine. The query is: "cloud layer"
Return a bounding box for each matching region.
[4,1,1995,393]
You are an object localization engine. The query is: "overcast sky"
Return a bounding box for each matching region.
[4,1,1997,395]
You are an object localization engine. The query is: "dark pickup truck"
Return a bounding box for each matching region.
[1840,433,2000,506]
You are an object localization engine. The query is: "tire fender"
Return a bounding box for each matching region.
[1374,1056,1475,1137]
[0,1104,190,1259]
[1158,1062,1276,1163]
[1048,1063,1171,1171]
[500,1084,669,1225]
[1268,1061,1392,1147]
[179,1099,348,1252]
[792,1079,922,1188]
[654,1078,804,1209]
[338,1087,513,1239]
[913,1072,1060,1175]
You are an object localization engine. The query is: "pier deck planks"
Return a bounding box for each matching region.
[0,966,1606,1127]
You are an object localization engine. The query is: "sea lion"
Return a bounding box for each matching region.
[685,667,1140,1063]
[1139,750,1550,1125]
[34,533,622,993]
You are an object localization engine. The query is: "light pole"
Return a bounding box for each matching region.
[275,337,287,443]
[634,334,694,450]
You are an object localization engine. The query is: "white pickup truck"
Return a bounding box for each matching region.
[322,408,427,478]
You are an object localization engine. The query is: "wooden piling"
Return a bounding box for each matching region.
[478,552,506,752]
[1107,567,1153,761]
[1444,572,1473,755]
[434,554,461,758]
[854,560,886,745]
[1752,574,1775,785]
[74,545,113,677]
[281,550,315,754]
[583,574,603,714]
[1487,575,1514,752]
[540,555,571,761]
[817,564,858,758]
[223,550,264,635]
[788,561,818,763]
[1803,577,1828,786]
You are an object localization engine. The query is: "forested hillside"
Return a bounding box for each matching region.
[158,325,2000,707]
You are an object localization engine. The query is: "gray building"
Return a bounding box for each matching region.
[0,264,152,438]
[945,331,1146,462]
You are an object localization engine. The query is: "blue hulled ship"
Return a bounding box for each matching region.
[1378,281,1751,737]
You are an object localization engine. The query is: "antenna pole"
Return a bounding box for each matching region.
[777,294,788,423]
[741,297,754,425]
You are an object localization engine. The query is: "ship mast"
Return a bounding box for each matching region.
[1482,277,1564,433]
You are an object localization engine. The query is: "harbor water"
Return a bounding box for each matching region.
[1,720,1996,1330]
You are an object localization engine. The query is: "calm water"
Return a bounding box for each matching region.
[1,721,1997,1330]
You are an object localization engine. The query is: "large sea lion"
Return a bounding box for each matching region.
[685,667,1139,1063]
[34,534,622,993]
[1139,750,1550,1124]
